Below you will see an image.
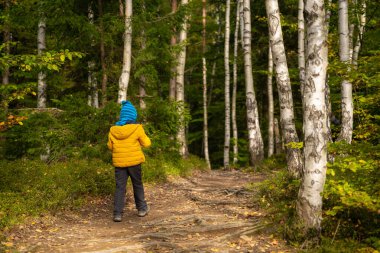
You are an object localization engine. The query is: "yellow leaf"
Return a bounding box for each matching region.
[32,92,37,96]
[1,242,13,247]
[18,122,23,125]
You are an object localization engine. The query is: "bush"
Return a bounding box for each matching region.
[253,142,380,251]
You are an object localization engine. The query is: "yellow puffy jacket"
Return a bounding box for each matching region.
[107,124,151,167]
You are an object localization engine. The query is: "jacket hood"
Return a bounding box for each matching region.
[110,124,140,140]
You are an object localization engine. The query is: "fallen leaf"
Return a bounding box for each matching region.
[1,242,13,247]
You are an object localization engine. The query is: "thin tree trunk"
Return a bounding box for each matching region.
[349,23,355,62]
[240,0,264,165]
[232,0,240,165]
[274,118,282,154]
[37,17,47,108]
[139,30,147,110]
[176,0,189,157]
[169,0,178,100]
[2,0,10,85]
[87,1,99,108]
[224,0,231,169]
[267,46,274,157]
[119,0,124,16]
[266,0,302,177]
[337,0,353,143]
[352,0,366,67]
[202,0,211,169]
[118,0,132,103]
[325,0,332,143]
[298,0,305,101]
[296,0,328,243]
[98,0,108,106]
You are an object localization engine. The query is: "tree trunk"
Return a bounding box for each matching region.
[296,0,328,244]
[98,0,108,106]
[266,0,302,177]
[274,118,282,154]
[169,0,178,100]
[139,31,147,110]
[119,0,124,16]
[352,0,366,67]
[202,0,211,169]
[37,17,47,108]
[224,0,231,169]
[240,0,264,165]
[176,0,189,157]
[267,46,274,157]
[118,0,132,103]
[2,0,10,85]
[232,0,240,165]
[298,0,305,100]
[337,0,353,143]
[87,2,99,108]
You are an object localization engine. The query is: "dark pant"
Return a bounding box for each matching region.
[114,164,147,215]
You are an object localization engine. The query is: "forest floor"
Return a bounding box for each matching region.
[5,169,296,253]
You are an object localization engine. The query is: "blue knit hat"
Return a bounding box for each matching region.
[115,100,137,126]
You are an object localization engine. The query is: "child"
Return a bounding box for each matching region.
[107,100,151,222]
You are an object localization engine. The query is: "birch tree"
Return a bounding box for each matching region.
[352,0,366,67]
[232,0,240,164]
[37,16,47,108]
[118,0,132,103]
[169,0,178,100]
[337,0,353,143]
[296,0,328,241]
[274,118,282,154]
[224,0,231,169]
[87,1,99,108]
[176,0,189,157]
[298,0,305,100]
[240,0,264,164]
[202,0,211,169]
[267,46,274,157]
[266,0,302,177]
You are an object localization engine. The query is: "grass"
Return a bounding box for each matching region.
[0,154,209,233]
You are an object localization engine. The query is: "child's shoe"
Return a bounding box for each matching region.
[113,214,122,222]
[137,205,150,217]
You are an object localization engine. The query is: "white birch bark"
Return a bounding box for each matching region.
[267,46,274,157]
[240,0,264,165]
[202,0,211,169]
[224,0,231,169]
[337,0,353,143]
[296,0,328,237]
[232,0,240,164]
[352,0,366,67]
[118,0,132,103]
[176,0,189,157]
[37,17,47,108]
[169,0,178,100]
[266,0,302,177]
[88,2,99,108]
[298,0,306,100]
[349,23,355,62]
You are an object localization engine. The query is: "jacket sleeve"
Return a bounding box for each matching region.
[107,132,113,150]
[138,125,151,148]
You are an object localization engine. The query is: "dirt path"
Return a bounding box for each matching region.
[7,170,295,253]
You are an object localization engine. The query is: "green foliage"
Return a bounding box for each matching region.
[253,142,380,250]
[0,158,114,229]
[323,142,380,247]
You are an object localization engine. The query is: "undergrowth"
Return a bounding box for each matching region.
[0,154,208,233]
[252,142,380,252]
